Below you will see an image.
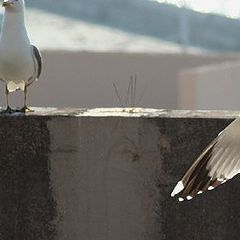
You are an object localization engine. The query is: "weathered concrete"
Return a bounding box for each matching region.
[0,108,239,240]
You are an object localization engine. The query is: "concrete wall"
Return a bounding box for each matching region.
[4,51,238,110]
[178,61,240,110]
[1,108,240,240]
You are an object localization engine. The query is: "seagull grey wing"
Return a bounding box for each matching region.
[27,45,42,86]
[171,118,240,201]
[32,45,42,79]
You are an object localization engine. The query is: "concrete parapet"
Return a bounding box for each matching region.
[0,108,239,240]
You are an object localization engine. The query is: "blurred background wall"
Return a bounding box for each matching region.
[2,0,240,110]
[21,52,240,109]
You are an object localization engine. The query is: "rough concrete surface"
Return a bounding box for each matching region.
[0,108,239,240]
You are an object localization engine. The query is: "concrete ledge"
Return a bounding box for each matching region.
[2,107,239,118]
[0,108,239,240]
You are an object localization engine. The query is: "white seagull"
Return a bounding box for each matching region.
[171,118,240,201]
[0,0,42,112]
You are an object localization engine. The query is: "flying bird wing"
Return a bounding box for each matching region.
[171,118,240,201]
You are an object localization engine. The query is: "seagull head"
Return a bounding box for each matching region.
[2,0,24,11]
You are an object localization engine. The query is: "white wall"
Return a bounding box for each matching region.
[178,61,240,110]
[1,51,238,110]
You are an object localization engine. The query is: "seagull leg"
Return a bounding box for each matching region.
[20,86,34,113]
[2,85,13,113]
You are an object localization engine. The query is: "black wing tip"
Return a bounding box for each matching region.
[171,178,227,202]
[171,140,230,201]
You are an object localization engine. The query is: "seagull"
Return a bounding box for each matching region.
[171,118,240,201]
[0,0,42,113]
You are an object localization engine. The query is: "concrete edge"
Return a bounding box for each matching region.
[0,107,239,119]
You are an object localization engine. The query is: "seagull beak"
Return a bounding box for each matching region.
[2,0,14,7]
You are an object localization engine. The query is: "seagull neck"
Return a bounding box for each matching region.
[2,10,28,34]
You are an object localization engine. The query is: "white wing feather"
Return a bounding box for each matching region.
[171,118,240,201]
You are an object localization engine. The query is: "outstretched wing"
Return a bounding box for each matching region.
[171,118,240,201]
[32,45,42,79]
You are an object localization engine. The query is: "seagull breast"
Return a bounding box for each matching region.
[0,44,34,82]
[0,0,34,84]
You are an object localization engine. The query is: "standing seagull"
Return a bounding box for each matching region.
[0,0,42,112]
[171,118,240,201]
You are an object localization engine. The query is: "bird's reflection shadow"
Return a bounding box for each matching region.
[0,107,33,115]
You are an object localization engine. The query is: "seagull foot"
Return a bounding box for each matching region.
[1,106,14,113]
[19,106,34,113]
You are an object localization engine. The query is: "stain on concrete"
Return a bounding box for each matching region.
[48,117,164,240]
[0,116,58,240]
[159,135,171,152]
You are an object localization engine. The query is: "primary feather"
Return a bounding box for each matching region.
[171,118,240,201]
